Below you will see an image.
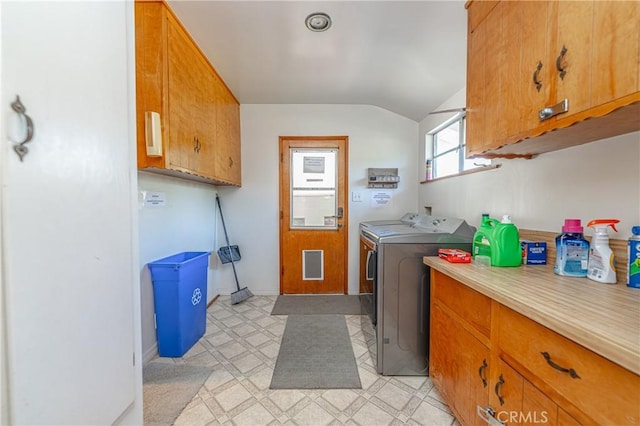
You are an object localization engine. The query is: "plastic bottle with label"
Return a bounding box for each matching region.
[627,226,640,288]
[554,219,589,277]
[472,213,496,266]
[491,215,522,267]
[586,219,619,284]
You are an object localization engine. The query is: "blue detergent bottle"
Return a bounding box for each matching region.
[554,219,589,277]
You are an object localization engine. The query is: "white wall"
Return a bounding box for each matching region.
[137,171,218,362]
[214,104,419,296]
[418,90,640,237]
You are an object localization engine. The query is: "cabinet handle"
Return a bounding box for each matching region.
[228,156,233,167]
[541,352,581,379]
[10,96,35,162]
[494,374,505,406]
[478,358,488,388]
[477,405,505,426]
[556,45,568,80]
[532,61,543,92]
[193,136,198,153]
[538,99,569,121]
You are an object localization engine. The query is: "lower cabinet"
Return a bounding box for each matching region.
[430,271,491,425]
[480,358,581,426]
[430,270,640,426]
[431,303,490,425]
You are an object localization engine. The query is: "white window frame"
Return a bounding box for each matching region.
[428,112,490,179]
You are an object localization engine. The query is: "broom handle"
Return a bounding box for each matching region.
[216,195,242,291]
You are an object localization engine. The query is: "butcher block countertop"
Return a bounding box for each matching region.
[423,256,640,375]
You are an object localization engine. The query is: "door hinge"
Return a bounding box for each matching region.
[133,352,136,366]
[280,211,283,220]
[280,153,283,162]
[281,265,284,276]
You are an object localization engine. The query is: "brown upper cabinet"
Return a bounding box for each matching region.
[465,0,640,159]
[135,1,241,186]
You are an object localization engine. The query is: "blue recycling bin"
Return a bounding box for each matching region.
[148,252,210,357]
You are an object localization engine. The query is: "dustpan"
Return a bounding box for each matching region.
[217,245,241,264]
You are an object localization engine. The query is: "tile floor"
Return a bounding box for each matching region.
[163,295,458,426]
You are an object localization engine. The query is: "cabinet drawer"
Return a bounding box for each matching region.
[431,270,491,338]
[498,305,640,425]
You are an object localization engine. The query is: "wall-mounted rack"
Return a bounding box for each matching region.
[367,168,399,188]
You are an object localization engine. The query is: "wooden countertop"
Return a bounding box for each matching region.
[423,256,640,375]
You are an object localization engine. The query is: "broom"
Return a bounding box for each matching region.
[216,195,253,305]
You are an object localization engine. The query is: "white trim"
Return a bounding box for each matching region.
[427,110,465,135]
[117,2,143,424]
[0,3,10,422]
[143,343,158,365]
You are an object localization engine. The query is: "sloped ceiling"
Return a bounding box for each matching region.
[168,0,468,122]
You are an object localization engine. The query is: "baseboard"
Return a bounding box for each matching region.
[143,343,158,365]
[207,294,220,307]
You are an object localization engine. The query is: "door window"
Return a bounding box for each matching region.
[290,148,337,229]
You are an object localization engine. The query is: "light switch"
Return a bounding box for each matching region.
[352,191,364,203]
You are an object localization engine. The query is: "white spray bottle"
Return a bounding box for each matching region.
[586,219,620,284]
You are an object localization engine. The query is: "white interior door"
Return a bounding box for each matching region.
[1,2,136,424]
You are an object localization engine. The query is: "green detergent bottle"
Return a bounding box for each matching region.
[491,215,522,267]
[472,213,498,265]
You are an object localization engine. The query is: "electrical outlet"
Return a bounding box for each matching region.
[352,191,364,202]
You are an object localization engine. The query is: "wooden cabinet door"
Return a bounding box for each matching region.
[522,381,560,426]
[489,360,524,424]
[491,360,562,426]
[591,1,640,107]
[499,1,523,143]
[193,52,217,179]
[430,303,490,426]
[215,79,241,185]
[552,1,593,120]
[466,2,506,156]
[465,11,487,157]
[167,20,199,174]
[520,1,553,135]
[482,3,503,154]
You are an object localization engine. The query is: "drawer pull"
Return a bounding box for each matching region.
[556,45,568,80]
[532,61,543,92]
[541,352,581,379]
[494,374,505,406]
[478,358,488,388]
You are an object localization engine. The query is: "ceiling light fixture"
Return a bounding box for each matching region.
[305,12,332,32]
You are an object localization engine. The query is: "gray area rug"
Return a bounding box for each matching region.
[271,295,362,315]
[143,359,213,425]
[270,314,362,389]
